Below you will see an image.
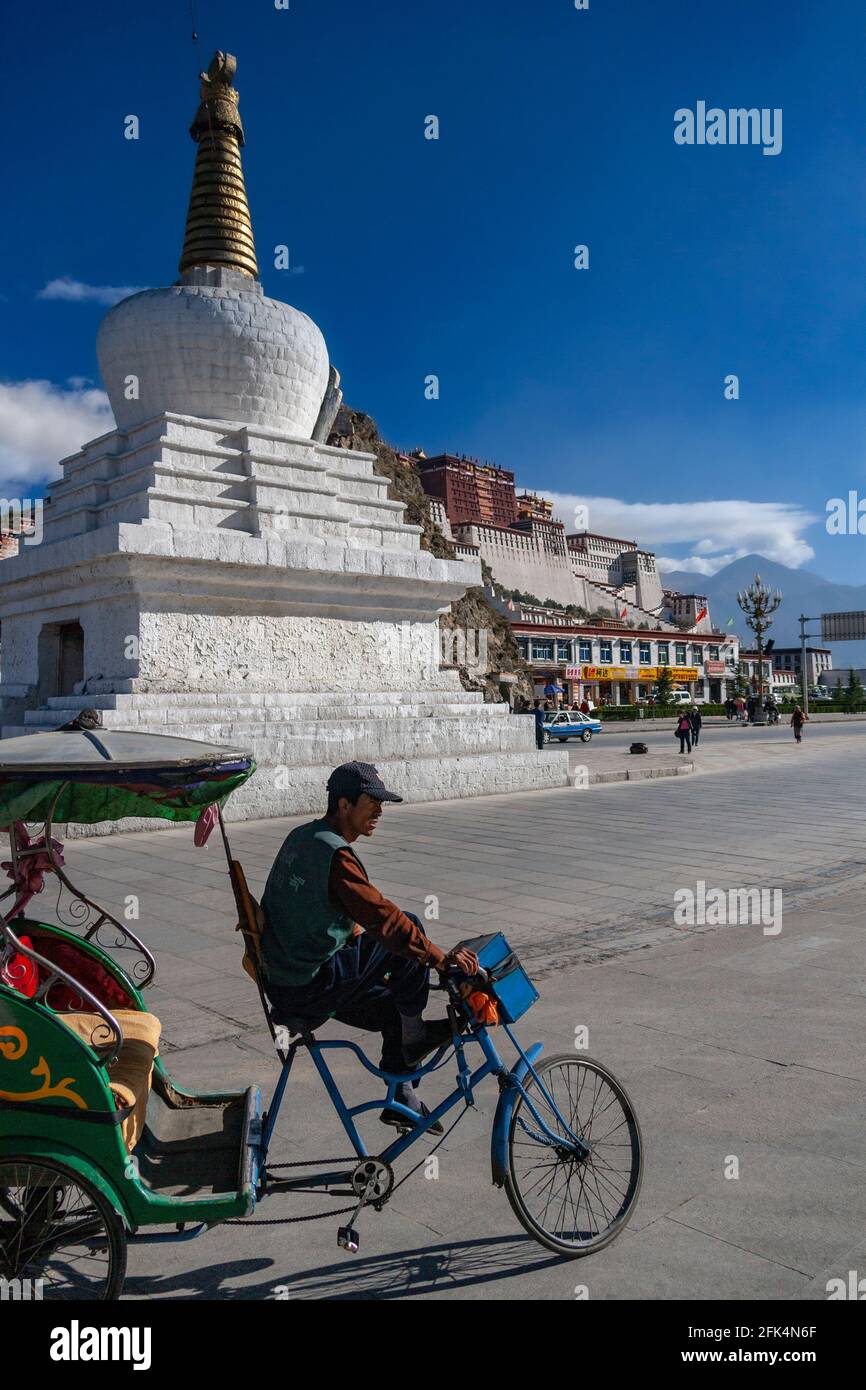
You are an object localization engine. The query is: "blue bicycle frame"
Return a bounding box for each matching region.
[258,1014,590,1197]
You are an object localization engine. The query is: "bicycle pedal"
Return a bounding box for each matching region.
[337,1225,360,1253]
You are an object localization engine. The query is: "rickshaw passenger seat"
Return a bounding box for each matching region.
[59,1009,161,1151]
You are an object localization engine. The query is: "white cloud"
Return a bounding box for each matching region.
[37,277,144,306]
[654,552,742,576]
[0,380,114,486]
[548,493,818,574]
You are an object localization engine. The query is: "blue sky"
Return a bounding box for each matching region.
[3,0,866,581]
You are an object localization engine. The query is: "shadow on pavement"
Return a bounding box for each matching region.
[124,1234,568,1300]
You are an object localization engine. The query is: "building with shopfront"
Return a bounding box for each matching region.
[504,605,739,705]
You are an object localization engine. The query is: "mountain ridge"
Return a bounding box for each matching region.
[659,554,866,668]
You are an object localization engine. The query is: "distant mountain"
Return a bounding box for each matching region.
[658,554,866,670]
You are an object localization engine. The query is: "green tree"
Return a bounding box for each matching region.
[732,662,750,699]
[845,670,865,712]
[655,665,674,707]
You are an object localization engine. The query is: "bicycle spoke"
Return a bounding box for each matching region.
[508,1059,641,1251]
[0,1163,116,1297]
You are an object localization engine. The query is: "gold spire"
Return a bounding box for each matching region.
[179,51,259,279]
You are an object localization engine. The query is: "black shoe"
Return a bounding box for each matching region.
[380,1102,444,1136]
[402,1017,454,1069]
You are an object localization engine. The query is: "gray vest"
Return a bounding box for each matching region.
[261,819,360,987]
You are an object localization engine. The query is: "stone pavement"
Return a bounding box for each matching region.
[569,722,862,789]
[29,724,866,1299]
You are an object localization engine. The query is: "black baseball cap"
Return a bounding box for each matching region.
[327,761,403,804]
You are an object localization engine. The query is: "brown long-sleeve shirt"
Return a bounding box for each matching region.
[328,848,447,971]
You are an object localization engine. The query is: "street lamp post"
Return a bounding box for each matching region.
[736,574,782,726]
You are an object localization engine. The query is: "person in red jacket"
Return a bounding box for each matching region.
[675,711,692,753]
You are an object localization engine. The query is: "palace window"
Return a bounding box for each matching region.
[620,641,632,663]
[658,643,670,665]
[578,640,592,661]
[531,640,554,661]
[599,641,612,662]
[639,642,651,664]
[675,644,687,664]
[556,640,572,662]
[708,645,719,661]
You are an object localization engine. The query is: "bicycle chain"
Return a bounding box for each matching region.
[226,1108,469,1227]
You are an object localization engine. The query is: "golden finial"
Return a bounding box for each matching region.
[179,51,259,279]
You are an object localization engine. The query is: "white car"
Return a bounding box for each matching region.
[542,710,603,743]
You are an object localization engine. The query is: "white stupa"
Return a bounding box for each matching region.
[0,52,568,818]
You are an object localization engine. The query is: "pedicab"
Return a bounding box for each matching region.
[0,728,642,1299]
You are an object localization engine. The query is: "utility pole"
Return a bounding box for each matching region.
[799,614,814,716]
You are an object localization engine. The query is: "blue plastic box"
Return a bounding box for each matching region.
[457,932,539,1023]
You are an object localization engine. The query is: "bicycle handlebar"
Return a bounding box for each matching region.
[441,965,489,992]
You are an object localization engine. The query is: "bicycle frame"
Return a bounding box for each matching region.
[260,1014,589,1196]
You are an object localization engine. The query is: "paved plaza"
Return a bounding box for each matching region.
[36,721,866,1299]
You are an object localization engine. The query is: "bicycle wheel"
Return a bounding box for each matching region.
[504,1054,642,1257]
[0,1157,127,1299]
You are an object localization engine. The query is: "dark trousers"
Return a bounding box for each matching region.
[266,913,430,1073]
[691,726,700,746]
[678,732,691,753]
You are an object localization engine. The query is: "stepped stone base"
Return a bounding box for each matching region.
[2,692,569,833]
[0,412,570,829]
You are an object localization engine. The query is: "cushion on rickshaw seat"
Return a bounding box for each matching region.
[58,1009,161,1151]
[33,935,136,1012]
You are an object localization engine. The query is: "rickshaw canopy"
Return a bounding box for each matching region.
[0,730,255,826]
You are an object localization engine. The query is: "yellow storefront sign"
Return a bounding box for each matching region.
[581,665,634,681]
[642,666,699,682]
[582,665,699,683]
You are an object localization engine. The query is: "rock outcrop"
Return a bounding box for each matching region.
[329,406,535,706]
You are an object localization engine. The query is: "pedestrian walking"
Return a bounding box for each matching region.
[688,704,702,748]
[734,695,745,722]
[533,699,546,750]
[790,705,808,744]
[675,711,692,754]
[579,698,590,716]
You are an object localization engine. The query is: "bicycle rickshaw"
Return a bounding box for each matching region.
[0,727,642,1298]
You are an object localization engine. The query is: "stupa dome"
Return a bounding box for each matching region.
[96,52,330,438]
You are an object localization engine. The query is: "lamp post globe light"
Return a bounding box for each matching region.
[736,574,782,726]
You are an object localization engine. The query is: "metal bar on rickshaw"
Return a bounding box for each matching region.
[0,915,125,1067]
[40,784,156,989]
